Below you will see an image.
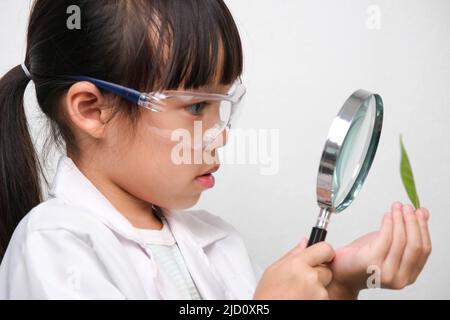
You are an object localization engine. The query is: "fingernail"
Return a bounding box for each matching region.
[422,208,430,221]
[392,202,402,210]
[299,238,307,246]
[417,209,425,219]
[385,212,393,219]
[403,204,414,214]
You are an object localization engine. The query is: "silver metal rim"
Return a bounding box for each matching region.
[316,89,384,213]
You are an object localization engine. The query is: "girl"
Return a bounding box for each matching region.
[0,0,431,300]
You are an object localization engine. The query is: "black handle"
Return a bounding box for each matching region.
[307,227,327,247]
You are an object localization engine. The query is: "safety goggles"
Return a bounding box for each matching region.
[68,75,246,150]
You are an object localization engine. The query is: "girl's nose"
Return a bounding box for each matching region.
[204,127,228,154]
[221,128,229,147]
[215,127,229,149]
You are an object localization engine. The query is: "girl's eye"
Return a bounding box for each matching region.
[185,102,208,116]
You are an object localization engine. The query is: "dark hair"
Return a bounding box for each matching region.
[0,0,243,259]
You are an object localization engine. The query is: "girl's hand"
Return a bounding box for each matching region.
[253,241,335,300]
[327,202,432,299]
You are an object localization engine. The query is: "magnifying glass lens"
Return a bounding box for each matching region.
[332,96,376,210]
[308,90,383,247]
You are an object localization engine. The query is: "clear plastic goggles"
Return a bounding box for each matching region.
[68,76,246,150]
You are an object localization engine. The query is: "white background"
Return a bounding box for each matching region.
[1,0,449,299]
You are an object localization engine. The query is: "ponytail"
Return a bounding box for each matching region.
[0,65,43,260]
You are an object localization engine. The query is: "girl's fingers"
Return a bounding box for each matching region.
[391,201,403,212]
[298,238,309,250]
[316,265,333,286]
[372,211,393,260]
[398,204,423,284]
[382,206,407,284]
[372,201,401,260]
[411,208,432,281]
[303,242,336,266]
[278,238,308,262]
[417,208,432,253]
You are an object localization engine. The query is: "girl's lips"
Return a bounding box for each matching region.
[195,173,215,188]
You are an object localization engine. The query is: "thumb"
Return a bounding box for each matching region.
[277,238,309,263]
[298,238,308,250]
[289,238,309,256]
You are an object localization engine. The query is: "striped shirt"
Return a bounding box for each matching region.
[135,215,202,300]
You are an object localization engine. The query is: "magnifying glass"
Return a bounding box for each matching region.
[307,89,384,247]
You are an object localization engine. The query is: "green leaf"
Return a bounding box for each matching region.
[400,135,421,209]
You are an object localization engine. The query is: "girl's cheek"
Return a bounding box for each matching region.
[124,122,204,201]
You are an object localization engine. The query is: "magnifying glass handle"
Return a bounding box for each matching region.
[307,227,327,247]
[307,207,332,247]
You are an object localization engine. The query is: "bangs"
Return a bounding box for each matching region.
[118,0,243,92]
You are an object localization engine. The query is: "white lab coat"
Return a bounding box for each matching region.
[0,155,263,300]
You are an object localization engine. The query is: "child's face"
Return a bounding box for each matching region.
[65,80,232,210]
[111,87,231,209]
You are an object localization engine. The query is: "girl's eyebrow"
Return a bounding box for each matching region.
[166,77,235,94]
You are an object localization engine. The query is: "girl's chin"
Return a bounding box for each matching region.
[166,197,201,211]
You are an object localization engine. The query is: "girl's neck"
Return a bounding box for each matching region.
[72,156,163,231]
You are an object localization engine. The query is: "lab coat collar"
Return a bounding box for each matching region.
[48,155,229,250]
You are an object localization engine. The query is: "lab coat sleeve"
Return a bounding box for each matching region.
[1,228,126,299]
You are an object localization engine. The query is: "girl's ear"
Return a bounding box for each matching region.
[64,81,114,139]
